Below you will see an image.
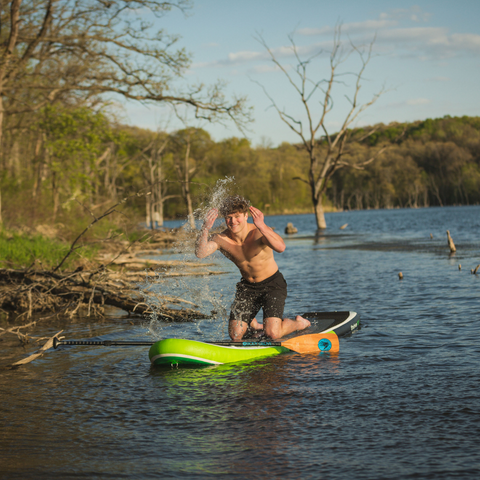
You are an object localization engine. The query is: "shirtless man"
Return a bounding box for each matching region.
[195,195,311,341]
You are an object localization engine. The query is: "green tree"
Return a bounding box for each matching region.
[0,0,250,148]
[37,105,116,217]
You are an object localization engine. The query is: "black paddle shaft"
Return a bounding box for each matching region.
[53,338,281,349]
[53,339,156,349]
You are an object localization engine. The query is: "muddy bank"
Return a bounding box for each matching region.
[0,227,225,347]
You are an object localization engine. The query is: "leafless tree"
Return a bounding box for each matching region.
[255,27,387,229]
[141,135,178,229]
[170,127,211,229]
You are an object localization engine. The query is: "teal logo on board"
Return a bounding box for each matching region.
[318,339,332,351]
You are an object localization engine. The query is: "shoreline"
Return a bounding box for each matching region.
[160,203,480,225]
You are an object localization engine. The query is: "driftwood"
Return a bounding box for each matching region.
[0,266,211,322]
[446,230,456,253]
[9,331,64,367]
[98,253,216,270]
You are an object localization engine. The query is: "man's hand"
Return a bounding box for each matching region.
[250,205,286,253]
[196,208,219,258]
[202,208,218,231]
[249,206,266,228]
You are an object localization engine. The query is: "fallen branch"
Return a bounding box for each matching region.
[0,267,212,321]
[9,330,64,367]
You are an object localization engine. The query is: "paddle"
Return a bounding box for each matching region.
[209,333,339,354]
[53,332,339,354]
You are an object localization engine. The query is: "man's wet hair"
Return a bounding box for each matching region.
[219,195,250,217]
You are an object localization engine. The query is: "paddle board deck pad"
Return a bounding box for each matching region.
[149,338,289,367]
[298,311,359,338]
[149,311,358,367]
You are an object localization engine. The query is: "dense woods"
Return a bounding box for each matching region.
[2,113,480,234]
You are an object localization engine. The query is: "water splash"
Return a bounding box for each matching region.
[183,176,237,234]
[140,176,237,340]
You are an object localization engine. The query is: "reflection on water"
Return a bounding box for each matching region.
[1,206,480,479]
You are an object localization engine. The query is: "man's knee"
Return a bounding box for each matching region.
[229,319,247,341]
[264,317,282,339]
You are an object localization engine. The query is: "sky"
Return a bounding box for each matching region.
[123,0,480,147]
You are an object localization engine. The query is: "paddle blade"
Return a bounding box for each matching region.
[282,333,339,354]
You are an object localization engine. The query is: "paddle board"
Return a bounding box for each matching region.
[149,311,358,367]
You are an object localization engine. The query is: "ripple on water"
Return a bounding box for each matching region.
[1,206,480,479]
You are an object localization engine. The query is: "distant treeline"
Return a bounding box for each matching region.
[1,110,479,232]
[333,116,480,210]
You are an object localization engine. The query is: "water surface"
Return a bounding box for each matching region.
[1,206,480,479]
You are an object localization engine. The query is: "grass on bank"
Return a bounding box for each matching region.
[0,230,99,270]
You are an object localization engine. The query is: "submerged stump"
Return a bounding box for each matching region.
[446,230,456,253]
[285,223,298,234]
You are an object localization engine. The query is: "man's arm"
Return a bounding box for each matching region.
[195,208,220,258]
[249,206,286,253]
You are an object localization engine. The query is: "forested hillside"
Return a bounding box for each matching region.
[331,116,480,210]
[1,112,479,234]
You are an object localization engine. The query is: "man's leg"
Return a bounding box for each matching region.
[228,318,248,341]
[263,316,311,340]
[250,318,263,331]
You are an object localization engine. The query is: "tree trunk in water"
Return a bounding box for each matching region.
[157,197,164,227]
[186,189,195,229]
[183,140,196,230]
[314,197,327,229]
[156,156,164,227]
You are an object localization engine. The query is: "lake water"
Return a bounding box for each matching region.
[1,206,480,479]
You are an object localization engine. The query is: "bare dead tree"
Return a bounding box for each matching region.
[255,26,387,229]
[176,129,195,229]
[170,127,212,229]
[142,135,179,229]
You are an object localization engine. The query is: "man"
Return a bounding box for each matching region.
[195,195,310,341]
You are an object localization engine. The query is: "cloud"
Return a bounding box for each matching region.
[193,40,333,69]
[227,50,265,63]
[298,19,397,37]
[376,27,480,58]
[194,6,480,72]
[295,7,480,60]
[298,6,431,37]
[380,6,432,23]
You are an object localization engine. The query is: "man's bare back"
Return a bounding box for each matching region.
[195,199,310,340]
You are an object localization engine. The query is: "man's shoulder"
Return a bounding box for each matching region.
[211,229,230,243]
[248,224,267,241]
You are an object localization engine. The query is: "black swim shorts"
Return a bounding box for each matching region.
[229,270,287,325]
